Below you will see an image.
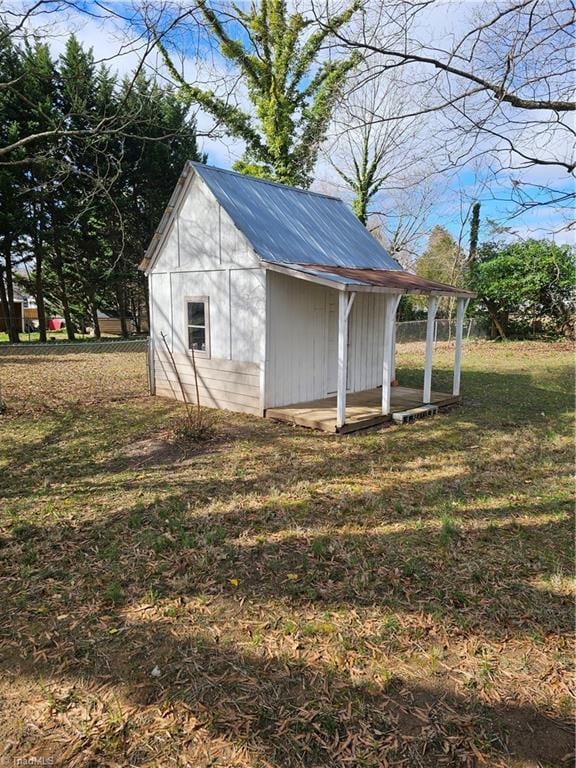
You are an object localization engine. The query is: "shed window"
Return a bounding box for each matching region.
[186,298,209,356]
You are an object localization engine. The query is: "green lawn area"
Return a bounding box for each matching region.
[2,330,70,343]
[0,340,573,767]
[0,330,102,343]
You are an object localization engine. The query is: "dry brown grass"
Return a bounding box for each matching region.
[0,340,573,767]
[0,345,148,416]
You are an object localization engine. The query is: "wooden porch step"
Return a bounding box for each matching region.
[392,404,439,424]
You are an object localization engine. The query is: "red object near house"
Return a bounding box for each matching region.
[48,318,63,331]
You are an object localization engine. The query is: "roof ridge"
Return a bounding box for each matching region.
[190,161,343,202]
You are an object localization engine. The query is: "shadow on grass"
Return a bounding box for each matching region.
[1,361,574,765]
[1,367,573,509]
[2,604,572,766]
[2,496,573,764]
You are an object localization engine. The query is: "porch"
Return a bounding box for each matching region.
[266,385,461,433]
[263,262,476,434]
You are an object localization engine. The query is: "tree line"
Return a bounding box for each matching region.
[1,1,573,343]
[414,217,575,338]
[0,31,203,342]
[149,0,576,338]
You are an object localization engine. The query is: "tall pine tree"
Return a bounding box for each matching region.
[20,39,59,341]
[2,32,205,341]
[0,30,27,342]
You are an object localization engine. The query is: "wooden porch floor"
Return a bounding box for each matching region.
[265,386,460,433]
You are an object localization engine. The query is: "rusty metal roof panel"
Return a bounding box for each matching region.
[192,162,403,271]
[265,262,476,298]
[300,264,476,297]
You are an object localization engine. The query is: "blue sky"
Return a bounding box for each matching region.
[23,0,575,249]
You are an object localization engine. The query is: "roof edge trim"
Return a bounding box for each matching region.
[262,261,476,298]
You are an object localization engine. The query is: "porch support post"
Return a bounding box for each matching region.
[382,294,402,416]
[453,297,470,396]
[336,291,355,429]
[423,295,439,404]
[390,316,398,385]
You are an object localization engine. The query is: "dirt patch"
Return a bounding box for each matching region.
[121,435,189,467]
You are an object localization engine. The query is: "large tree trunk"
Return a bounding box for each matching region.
[90,296,101,339]
[54,257,76,341]
[61,291,75,340]
[50,206,76,341]
[53,253,76,341]
[2,240,20,343]
[32,203,47,342]
[117,287,129,338]
[485,299,507,339]
[34,242,48,343]
[0,267,12,341]
[130,289,141,334]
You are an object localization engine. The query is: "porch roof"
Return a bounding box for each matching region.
[263,261,476,299]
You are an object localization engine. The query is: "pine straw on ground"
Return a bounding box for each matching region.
[0,346,148,415]
[0,340,574,768]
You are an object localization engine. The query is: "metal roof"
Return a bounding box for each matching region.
[264,262,476,298]
[296,264,476,297]
[191,163,403,270]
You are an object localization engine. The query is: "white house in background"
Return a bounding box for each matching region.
[140,162,475,433]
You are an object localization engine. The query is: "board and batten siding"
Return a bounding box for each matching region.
[152,171,257,273]
[265,272,329,407]
[265,271,388,408]
[148,170,266,416]
[347,292,387,393]
[148,166,392,417]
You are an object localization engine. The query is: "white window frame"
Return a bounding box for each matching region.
[185,296,210,358]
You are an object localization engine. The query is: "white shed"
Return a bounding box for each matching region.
[141,162,475,433]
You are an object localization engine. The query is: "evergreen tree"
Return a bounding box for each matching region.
[2,32,205,341]
[417,227,463,286]
[112,73,204,334]
[20,39,59,341]
[468,202,481,262]
[53,35,102,338]
[0,30,27,342]
[158,0,359,187]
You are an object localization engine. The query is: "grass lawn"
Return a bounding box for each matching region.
[0,331,138,344]
[0,340,573,767]
[0,330,84,343]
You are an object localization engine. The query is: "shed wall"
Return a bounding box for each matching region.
[148,168,391,417]
[266,273,328,407]
[265,272,387,408]
[148,171,266,417]
[152,172,258,273]
[98,318,136,335]
[151,268,265,416]
[348,293,387,393]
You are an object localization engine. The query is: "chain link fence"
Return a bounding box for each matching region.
[396,317,489,344]
[0,319,488,415]
[0,337,148,355]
